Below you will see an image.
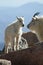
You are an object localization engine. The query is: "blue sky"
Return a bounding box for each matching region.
[0,0,43,7]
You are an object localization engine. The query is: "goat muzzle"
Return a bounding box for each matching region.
[22,24,24,27]
[27,24,29,28]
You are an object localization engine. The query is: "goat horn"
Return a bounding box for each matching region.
[33,12,40,17]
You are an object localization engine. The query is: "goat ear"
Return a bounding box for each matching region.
[32,17,36,20]
[22,16,24,17]
[16,16,19,20]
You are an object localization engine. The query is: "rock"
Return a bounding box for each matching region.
[0,32,43,65]
[22,32,39,47]
[0,47,43,65]
[0,59,11,65]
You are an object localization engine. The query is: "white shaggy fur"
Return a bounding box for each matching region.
[19,37,28,50]
[5,16,24,53]
[7,42,12,53]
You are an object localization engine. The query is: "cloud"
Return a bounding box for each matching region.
[0,0,43,7]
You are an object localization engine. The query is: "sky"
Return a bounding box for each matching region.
[0,0,43,7]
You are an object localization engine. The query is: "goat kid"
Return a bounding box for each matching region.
[5,16,24,53]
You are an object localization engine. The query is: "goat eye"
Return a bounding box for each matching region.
[20,20,22,22]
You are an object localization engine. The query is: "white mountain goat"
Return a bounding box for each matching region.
[27,12,43,42]
[5,16,24,53]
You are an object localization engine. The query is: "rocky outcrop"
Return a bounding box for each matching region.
[0,32,43,65]
[22,32,39,47]
[0,46,43,65]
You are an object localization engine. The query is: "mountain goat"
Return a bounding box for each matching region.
[27,12,43,42]
[5,16,24,53]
